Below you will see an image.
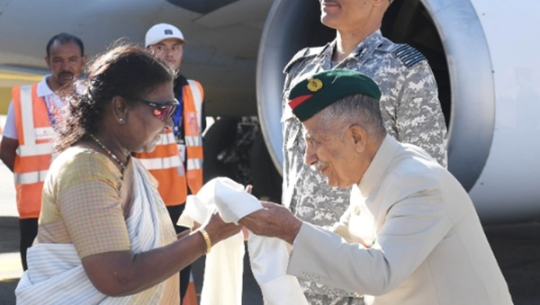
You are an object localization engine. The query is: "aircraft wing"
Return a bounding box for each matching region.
[0,0,273,116]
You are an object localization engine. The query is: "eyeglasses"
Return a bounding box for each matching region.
[138,98,179,121]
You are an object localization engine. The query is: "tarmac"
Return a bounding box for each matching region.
[1,149,540,304]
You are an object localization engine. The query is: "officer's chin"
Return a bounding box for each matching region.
[338,182,354,189]
[325,175,338,188]
[327,177,353,189]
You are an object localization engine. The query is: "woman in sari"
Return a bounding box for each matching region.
[15,44,241,304]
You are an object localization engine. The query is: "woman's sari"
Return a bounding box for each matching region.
[16,159,178,305]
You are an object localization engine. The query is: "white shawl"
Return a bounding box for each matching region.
[16,160,174,305]
[178,177,308,305]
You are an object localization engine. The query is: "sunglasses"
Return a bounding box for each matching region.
[138,98,179,121]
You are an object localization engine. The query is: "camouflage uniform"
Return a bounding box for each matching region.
[282,30,447,304]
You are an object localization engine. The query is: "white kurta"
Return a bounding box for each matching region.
[287,136,513,305]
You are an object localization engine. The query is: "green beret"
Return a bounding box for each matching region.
[288,69,381,122]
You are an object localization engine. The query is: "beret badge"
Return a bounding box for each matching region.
[307,78,323,92]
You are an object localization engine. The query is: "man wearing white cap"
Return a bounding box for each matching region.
[134,23,206,302]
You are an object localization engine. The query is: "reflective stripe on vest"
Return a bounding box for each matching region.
[187,158,203,170]
[20,86,36,144]
[185,136,202,147]
[138,155,182,170]
[184,81,204,193]
[14,170,49,185]
[187,80,203,129]
[17,142,54,157]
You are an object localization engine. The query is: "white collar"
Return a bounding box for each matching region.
[36,75,56,98]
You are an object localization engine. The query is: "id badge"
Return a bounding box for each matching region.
[177,144,186,163]
[35,127,55,141]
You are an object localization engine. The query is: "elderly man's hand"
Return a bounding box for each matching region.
[239,201,302,244]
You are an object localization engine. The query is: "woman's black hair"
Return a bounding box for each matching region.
[54,43,174,152]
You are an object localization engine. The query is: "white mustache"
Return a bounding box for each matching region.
[310,161,327,172]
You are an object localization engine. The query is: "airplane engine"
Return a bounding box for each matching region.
[257,0,540,224]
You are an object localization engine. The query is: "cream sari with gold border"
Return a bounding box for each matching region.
[16,159,178,305]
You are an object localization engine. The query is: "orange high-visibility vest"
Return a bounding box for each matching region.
[12,84,55,219]
[135,80,204,206]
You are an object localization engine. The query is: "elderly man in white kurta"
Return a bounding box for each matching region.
[240,69,512,305]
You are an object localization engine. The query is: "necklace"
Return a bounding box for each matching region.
[89,134,128,173]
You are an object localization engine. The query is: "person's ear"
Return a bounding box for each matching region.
[112,96,129,124]
[81,55,87,67]
[349,125,367,153]
[45,56,51,69]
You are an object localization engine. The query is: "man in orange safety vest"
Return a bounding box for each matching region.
[0,33,86,270]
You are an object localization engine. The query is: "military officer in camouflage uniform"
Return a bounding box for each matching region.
[281,0,447,304]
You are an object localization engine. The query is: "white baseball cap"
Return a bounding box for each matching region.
[145,23,185,47]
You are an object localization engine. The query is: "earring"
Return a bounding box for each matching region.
[119,118,124,123]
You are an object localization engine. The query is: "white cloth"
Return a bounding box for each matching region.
[178,177,308,305]
[178,179,245,305]
[15,160,168,304]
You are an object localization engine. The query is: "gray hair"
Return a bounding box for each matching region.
[318,93,387,141]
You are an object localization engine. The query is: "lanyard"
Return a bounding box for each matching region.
[173,87,184,137]
[43,95,58,127]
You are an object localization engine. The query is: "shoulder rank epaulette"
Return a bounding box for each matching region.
[392,44,426,68]
[283,45,326,74]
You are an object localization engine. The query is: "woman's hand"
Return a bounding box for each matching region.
[176,221,201,240]
[201,210,242,247]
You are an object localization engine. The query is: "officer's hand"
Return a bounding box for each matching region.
[239,201,302,244]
